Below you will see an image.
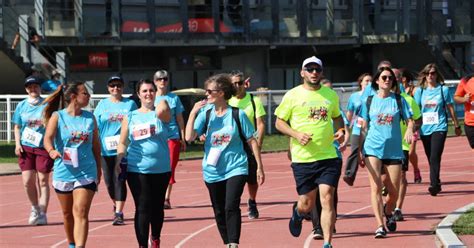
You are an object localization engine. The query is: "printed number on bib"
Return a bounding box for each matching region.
[104,135,120,150]
[423,112,439,125]
[206,147,222,166]
[63,147,79,168]
[21,127,43,147]
[132,123,152,141]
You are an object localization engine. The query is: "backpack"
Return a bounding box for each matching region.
[366,93,406,127]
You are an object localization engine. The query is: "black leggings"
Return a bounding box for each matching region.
[205,175,247,244]
[420,131,447,187]
[127,172,171,246]
[103,156,127,202]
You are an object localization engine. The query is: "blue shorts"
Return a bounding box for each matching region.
[291,158,342,195]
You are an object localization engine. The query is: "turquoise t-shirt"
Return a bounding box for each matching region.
[126,110,171,174]
[94,98,137,156]
[413,85,452,135]
[194,106,254,183]
[346,90,364,136]
[154,93,185,140]
[12,98,47,148]
[361,93,412,160]
[53,110,97,182]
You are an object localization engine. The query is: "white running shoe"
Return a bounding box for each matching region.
[36,213,47,225]
[28,207,39,225]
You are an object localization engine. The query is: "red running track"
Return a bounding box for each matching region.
[0,136,473,248]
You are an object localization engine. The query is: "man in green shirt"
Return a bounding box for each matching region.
[274,56,344,248]
[228,70,266,219]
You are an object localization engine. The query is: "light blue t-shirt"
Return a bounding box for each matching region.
[41,79,61,93]
[94,98,137,156]
[361,93,412,160]
[126,110,171,174]
[346,90,364,136]
[12,98,46,148]
[413,85,452,135]
[53,109,97,182]
[155,93,185,140]
[194,106,255,183]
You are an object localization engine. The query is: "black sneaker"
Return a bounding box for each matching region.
[247,199,259,219]
[112,212,125,225]
[385,215,397,232]
[393,209,404,221]
[428,184,441,196]
[374,226,387,238]
[312,227,323,240]
[289,202,303,237]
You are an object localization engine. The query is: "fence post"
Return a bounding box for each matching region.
[267,91,272,134]
[7,95,11,143]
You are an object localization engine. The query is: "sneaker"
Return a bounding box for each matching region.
[312,227,323,240]
[247,199,259,219]
[343,175,354,186]
[227,243,239,248]
[374,226,387,238]
[289,202,303,237]
[302,212,312,221]
[164,199,171,209]
[414,169,422,183]
[386,215,397,232]
[381,186,388,196]
[393,209,404,221]
[151,237,160,248]
[112,212,125,225]
[28,207,39,225]
[428,185,441,196]
[322,243,333,248]
[36,213,47,225]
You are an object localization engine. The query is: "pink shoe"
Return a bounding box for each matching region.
[414,169,422,184]
[151,237,160,248]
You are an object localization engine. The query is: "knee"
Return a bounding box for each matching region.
[73,205,89,219]
[62,209,73,220]
[297,199,312,213]
[37,177,49,188]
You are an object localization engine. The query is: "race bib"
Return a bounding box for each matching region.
[63,147,79,168]
[206,147,222,166]
[104,135,120,150]
[356,117,364,128]
[132,123,152,141]
[423,112,439,125]
[21,127,42,147]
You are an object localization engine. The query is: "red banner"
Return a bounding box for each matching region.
[88,52,108,68]
[121,18,231,33]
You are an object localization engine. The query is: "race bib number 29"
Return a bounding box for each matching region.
[132,123,152,141]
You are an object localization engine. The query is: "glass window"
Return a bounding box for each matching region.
[155,3,182,34]
[121,2,149,35]
[249,0,273,38]
[44,0,76,37]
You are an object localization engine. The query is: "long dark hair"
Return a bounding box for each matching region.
[372,67,399,93]
[43,82,84,124]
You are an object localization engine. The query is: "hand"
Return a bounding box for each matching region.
[338,141,347,153]
[199,134,207,142]
[358,153,365,168]
[14,145,23,157]
[49,150,61,160]
[180,139,187,152]
[454,126,462,136]
[333,130,345,142]
[295,132,313,146]
[257,168,265,185]
[463,93,471,103]
[404,129,414,144]
[192,99,208,113]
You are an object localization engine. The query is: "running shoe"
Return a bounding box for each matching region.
[414,169,422,183]
[428,184,441,196]
[322,243,333,248]
[247,199,259,219]
[227,243,239,248]
[164,199,171,209]
[374,226,387,238]
[386,215,397,232]
[28,206,39,225]
[289,202,303,237]
[343,175,354,186]
[312,227,323,240]
[393,208,404,221]
[151,236,160,248]
[112,212,125,225]
[36,213,47,225]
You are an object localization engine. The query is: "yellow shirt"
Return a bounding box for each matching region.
[275,85,341,162]
[228,93,266,129]
[400,92,421,151]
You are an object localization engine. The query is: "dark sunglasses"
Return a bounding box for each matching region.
[380,75,394,81]
[156,77,168,81]
[205,89,220,94]
[233,80,245,86]
[108,83,122,88]
[426,71,437,76]
[304,67,322,73]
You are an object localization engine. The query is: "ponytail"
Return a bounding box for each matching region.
[43,87,64,124]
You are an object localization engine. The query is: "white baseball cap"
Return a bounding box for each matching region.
[302,56,323,69]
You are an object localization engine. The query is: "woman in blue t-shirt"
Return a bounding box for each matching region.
[94,75,137,225]
[153,70,186,209]
[185,74,265,247]
[360,67,414,238]
[414,63,461,196]
[12,76,54,226]
[43,82,102,248]
[115,79,171,248]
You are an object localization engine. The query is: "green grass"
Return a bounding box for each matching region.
[452,208,474,235]
[0,142,16,163]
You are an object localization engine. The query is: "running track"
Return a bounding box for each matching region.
[0,136,473,247]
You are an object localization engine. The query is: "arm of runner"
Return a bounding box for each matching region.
[115,116,129,176]
[185,100,207,142]
[332,115,345,141]
[92,118,102,185]
[404,118,415,144]
[44,113,61,160]
[156,99,171,122]
[13,124,23,156]
[176,113,187,152]
[256,116,265,149]
[275,117,312,146]
[447,103,462,136]
[248,137,265,185]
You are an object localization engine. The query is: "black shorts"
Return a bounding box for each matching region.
[247,153,258,185]
[465,124,474,149]
[401,150,409,172]
[55,182,98,194]
[291,158,342,195]
[366,155,403,175]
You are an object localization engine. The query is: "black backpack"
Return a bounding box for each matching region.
[366,93,406,127]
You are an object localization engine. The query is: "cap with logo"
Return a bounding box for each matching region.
[302,56,323,69]
[107,75,124,84]
[24,76,42,86]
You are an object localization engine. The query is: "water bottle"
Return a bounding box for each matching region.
[118,157,127,181]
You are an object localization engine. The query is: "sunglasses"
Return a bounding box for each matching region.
[205,89,220,94]
[380,75,394,81]
[108,83,122,88]
[79,92,90,96]
[156,77,168,81]
[233,80,245,86]
[426,71,437,76]
[304,67,322,73]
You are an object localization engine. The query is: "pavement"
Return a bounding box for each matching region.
[0,163,20,176]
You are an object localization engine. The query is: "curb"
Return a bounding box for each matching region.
[436,202,474,248]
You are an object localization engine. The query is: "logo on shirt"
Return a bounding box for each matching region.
[108,113,125,122]
[424,100,438,109]
[211,133,231,146]
[27,119,43,128]
[376,113,394,125]
[69,131,89,143]
[308,106,329,121]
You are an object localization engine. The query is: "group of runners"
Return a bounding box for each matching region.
[12,56,473,248]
